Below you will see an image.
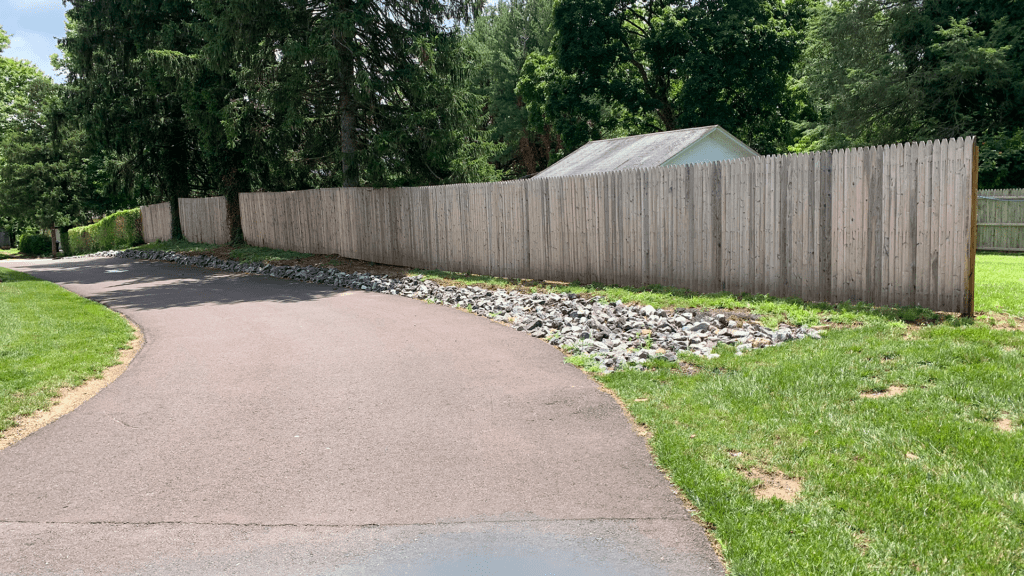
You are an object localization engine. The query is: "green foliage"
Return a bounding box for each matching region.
[0,39,94,235]
[16,234,51,257]
[466,0,559,177]
[0,267,135,433]
[197,0,497,188]
[67,208,143,254]
[551,0,804,154]
[62,0,202,239]
[797,0,1024,186]
[0,26,46,138]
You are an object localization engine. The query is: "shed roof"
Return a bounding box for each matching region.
[533,125,756,179]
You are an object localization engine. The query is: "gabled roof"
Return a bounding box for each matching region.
[533,125,757,179]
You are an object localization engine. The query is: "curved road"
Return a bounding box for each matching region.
[0,256,724,575]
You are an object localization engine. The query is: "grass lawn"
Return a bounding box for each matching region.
[0,247,23,260]
[976,252,1024,320]
[0,267,135,434]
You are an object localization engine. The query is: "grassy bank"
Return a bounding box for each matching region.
[0,268,135,434]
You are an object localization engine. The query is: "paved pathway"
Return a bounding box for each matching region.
[0,256,725,575]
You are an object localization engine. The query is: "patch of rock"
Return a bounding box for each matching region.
[93,249,823,372]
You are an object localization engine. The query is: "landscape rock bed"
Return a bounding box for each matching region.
[96,249,823,371]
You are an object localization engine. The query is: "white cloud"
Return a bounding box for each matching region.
[5,30,62,80]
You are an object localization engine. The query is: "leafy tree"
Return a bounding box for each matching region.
[516,51,631,161]
[197,0,498,188]
[1,27,46,138]
[0,76,90,256]
[466,0,557,176]
[551,0,805,154]
[796,0,1024,186]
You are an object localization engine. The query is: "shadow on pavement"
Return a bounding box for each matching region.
[2,256,348,311]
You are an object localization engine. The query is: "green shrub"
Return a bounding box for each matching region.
[68,208,144,254]
[17,233,52,257]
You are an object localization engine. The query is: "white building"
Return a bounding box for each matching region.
[533,125,758,179]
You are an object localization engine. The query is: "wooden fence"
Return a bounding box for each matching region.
[180,196,230,245]
[141,202,172,243]
[231,137,977,313]
[141,198,230,245]
[978,188,1024,252]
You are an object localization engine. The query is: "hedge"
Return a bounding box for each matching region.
[17,234,51,257]
[67,208,144,255]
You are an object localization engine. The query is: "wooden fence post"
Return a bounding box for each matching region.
[965,144,979,317]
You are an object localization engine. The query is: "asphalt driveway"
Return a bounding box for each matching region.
[0,256,724,575]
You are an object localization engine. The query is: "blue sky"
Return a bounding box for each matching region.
[1,0,68,80]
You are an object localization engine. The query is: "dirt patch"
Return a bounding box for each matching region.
[860,386,908,399]
[275,253,409,278]
[977,313,1023,332]
[745,468,802,502]
[0,320,143,451]
[996,418,1014,432]
[674,362,700,376]
[852,530,871,554]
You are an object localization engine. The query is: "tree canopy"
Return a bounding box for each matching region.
[3,0,1022,239]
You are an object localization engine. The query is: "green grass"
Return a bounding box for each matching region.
[414,269,944,328]
[0,248,21,260]
[137,240,311,263]
[0,267,135,433]
[588,253,1024,575]
[603,324,1023,575]
[975,252,1024,318]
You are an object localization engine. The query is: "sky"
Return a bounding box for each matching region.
[1,0,68,80]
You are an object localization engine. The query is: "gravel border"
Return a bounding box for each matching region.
[87,249,823,372]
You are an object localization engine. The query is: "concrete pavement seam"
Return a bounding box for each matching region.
[0,517,684,529]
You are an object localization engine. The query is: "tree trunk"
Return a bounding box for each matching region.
[49,227,58,258]
[59,226,72,256]
[223,167,248,245]
[169,193,184,241]
[337,26,359,188]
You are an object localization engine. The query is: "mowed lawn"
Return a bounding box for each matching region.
[599,253,1024,576]
[0,267,135,434]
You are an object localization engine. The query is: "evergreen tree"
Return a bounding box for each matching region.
[198,0,497,188]
[61,0,203,239]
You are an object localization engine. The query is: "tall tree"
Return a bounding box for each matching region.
[198,0,497,189]
[796,0,1024,186]
[551,0,805,154]
[466,0,558,177]
[0,75,92,256]
[62,0,203,239]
